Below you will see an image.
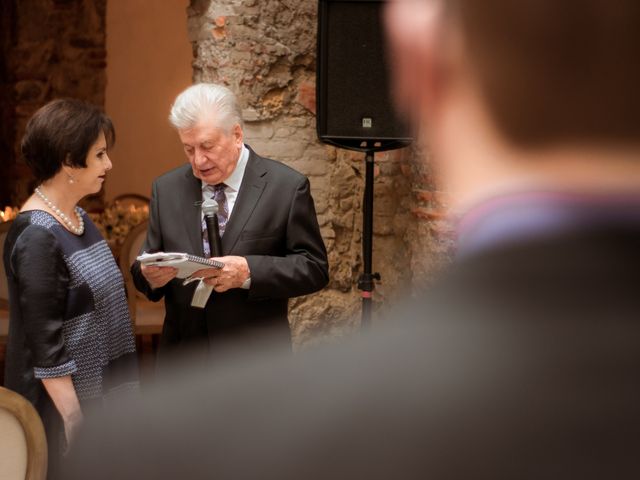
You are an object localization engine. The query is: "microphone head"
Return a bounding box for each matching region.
[202,198,219,216]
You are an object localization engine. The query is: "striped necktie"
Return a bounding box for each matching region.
[202,184,229,257]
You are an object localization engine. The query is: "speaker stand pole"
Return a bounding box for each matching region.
[358,150,380,329]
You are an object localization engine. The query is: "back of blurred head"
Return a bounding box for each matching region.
[386,0,640,206]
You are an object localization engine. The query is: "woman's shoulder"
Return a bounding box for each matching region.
[6,211,63,251]
[4,213,62,271]
[8,212,59,243]
[19,209,61,229]
[6,211,56,240]
[20,208,100,244]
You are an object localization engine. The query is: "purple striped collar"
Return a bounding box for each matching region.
[454,190,640,259]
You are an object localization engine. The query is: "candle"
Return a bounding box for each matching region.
[0,206,18,222]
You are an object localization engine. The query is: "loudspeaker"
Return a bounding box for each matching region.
[316,0,412,152]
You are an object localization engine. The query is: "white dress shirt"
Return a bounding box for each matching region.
[201,143,250,217]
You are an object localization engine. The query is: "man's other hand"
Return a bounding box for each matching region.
[192,256,250,292]
[141,264,178,290]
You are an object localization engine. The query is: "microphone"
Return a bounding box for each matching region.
[202,198,223,258]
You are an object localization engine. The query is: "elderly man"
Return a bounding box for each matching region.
[131,83,328,357]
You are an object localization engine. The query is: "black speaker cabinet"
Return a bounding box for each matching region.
[316,0,412,152]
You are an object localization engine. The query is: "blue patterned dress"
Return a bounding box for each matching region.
[3,209,138,463]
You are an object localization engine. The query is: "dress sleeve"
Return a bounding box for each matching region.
[10,225,78,378]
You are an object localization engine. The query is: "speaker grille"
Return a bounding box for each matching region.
[317,0,411,150]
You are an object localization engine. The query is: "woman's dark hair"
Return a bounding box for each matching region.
[21,98,115,183]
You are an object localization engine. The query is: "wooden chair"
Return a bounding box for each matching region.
[1,220,12,343]
[110,193,150,209]
[118,221,164,380]
[118,220,165,337]
[0,386,47,480]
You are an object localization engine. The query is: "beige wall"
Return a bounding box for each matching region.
[105,0,192,200]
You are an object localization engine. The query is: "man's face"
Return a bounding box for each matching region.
[179,119,243,185]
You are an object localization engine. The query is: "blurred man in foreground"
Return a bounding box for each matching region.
[67,0,640,478]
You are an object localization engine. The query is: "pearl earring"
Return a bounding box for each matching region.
[67,173,75,184]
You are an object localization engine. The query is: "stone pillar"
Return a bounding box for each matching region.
[187,0,449,346]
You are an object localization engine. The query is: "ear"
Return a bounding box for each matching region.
[61,154,75,171]
[232,124,243,147]
[384,0,448,127]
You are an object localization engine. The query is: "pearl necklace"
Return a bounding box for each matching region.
[34,186,85,235]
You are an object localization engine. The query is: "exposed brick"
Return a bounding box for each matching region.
[414,189,434,202]
[295,81,316,114]
[411,207,448,220]
[212,26,226,40]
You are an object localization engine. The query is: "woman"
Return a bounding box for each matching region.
[2,99,138,476]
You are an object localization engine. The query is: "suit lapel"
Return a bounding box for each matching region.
[180,167,205,256]
[222,150,267,253]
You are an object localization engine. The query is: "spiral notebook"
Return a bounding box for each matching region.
[137,252,224,279]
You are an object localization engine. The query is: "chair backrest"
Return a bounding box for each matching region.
[0,386,47,480]
[110,193,150,209]
[119,220,149,322]
[0,220,13,309]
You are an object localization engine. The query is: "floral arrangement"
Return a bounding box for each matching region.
[89,202,149,254]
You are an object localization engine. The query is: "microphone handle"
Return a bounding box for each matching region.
[204,214,223,258]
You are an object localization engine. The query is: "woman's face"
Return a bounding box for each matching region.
[70,131,112,196]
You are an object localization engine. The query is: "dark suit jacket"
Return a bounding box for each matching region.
[131,147,328,353]
[76,221,640,479]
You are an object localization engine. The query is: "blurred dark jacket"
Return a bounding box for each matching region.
[66,213,640,479]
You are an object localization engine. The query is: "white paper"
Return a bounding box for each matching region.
[137,252,223,279]
[191,280,213,308]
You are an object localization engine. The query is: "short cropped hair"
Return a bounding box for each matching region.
[21,98,115,183]
[169,83,244,132]
[455,0,640,146]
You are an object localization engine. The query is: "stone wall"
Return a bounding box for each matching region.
[187,0,450,347]
[0,0,15,208]
[0,0,108,207]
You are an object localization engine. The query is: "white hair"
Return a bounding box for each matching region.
[169,83,244,131]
